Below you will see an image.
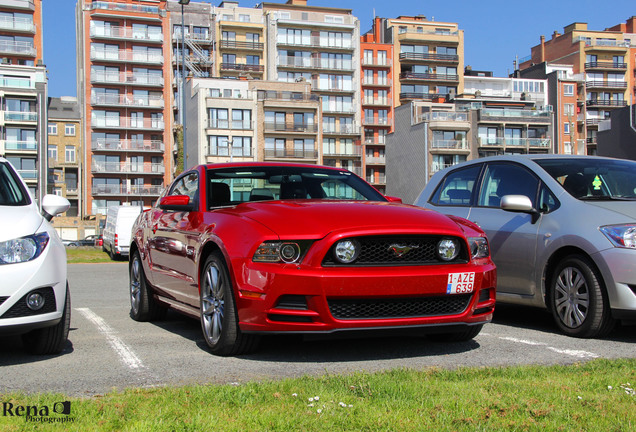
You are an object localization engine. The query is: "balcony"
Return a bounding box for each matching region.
[0,16,35,33]
[3,140,37,152]
[479,108,551,123]
[585,80,627,89]
[277,37,353,51]
[257,91,319,103]
[90,26,163,43]
[363,137,386,146]
[92,185,163,196]
[90,71,164,87]
[585,61,627,71]
[91,94,164,109]
[17,169,37,180]
[322,125,359,135]
[86,1,166,17]
[362,79,390,88]
[399,92,445,101]
[219,40,264,50]
[220,63,264,73]
[90,49,163,65]
[478,137,551,149]
[586,99,627,108]
[92,139,164,152]
[91,162,165,174]
[3,111,37,122]
[400,72,459,82]
[263,122,318,133]
[323,146,362,157]
[419,112,469,123]
[362,118,393,127]
[361,58,391,68]
[431,140,469,151]
[363,98,391,107]
[92,117,165,131]
[365,156,386,164]
[367,174,386,184]
[263,149,319,160]
[399,52,459,63]
[0,77,34,89]
[431,162,458,174]
[0,40,36,56]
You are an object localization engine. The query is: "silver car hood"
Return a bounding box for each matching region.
[583,201,636,220]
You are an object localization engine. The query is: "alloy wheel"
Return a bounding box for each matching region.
[554,266,590,329]
[201,262,225,345]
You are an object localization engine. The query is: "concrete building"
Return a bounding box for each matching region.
[47,96,82,216]
[76,0,173,216]
[519,18,636,155]
[597,104,636,160]
[0,0,48,202]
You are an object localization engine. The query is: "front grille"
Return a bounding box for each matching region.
[0,287,57,319]
[322,235,468,266]
[328,294,472,320]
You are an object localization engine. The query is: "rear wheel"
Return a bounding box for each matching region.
[23,285,71,355]
[200,252,259,356]
[129,250,165,321]
[428,324,483,342]
[549,255,615,338]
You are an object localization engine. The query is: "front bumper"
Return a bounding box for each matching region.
[592,247,636,317]
[0,237,67,335]
[232,260,497,333]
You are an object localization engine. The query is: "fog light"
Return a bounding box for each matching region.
[26,292,45,311]
[437,238,459,261]
[334,239,360,264]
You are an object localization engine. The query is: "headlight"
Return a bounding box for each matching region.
[600,224,636,249]
[437,238,460,261]
[333,239,360,264]
[253,241,310,264]
[468,236,490,259]
[0,233,50,265]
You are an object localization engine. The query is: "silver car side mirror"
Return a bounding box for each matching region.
[501,195,541,224]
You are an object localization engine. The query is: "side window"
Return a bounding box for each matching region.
[538,183,559,213]
[430,165,481,206]
[170,172,198,201]
[477,163,539,208]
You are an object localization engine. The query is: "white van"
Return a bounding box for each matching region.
[102,205,142,260]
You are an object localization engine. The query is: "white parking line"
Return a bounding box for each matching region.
[546,347,600,359]
[482,333,600,359]
[76,307,145,370]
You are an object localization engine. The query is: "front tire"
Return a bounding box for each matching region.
[549,255,615,338]
[129,250,165,321]
[23,285,71,355]
[199,252,259,356]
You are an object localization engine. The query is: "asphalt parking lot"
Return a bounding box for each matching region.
[1,263,634,396]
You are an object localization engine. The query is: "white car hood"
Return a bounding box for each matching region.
[585,201,636,220]
[0,204,45,242]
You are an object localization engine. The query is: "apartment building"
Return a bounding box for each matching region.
[76,0,173,216]
[0,0,47,202]
[262,0,361,174]
[47,96,81,215]
[185,77,320,169]
[519,18,636,155]
[360,17,393,194]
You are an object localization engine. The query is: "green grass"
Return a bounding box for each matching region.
[65,248,119,264]
[1,359,634,431]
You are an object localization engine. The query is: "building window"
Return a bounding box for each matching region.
[564,123,571,135]
[563,84,574,96]
[209,108,229,128]
[65,124,76,136]
[48,145,57,160]
[564,104,575,116]
[65,146,76,163]
[48,123,57,135]
[208,135,230,156]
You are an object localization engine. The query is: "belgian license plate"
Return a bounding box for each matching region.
[446,272,475,294]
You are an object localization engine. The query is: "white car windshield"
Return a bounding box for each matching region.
[535,158,636,201]
[0,162,30,206]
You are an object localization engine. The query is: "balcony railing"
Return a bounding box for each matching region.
[92,139,164,152]
[257,90,319,102]
[574,37,631,48]
[0,16,35,32]
[363,98,390,106]
[277,37,353,50]
[323,125,359,135]
[92,185,163,196]
[90,26,163,43]
[91,94,164,108]
[0,40,36,56]
[397,28,458,37]
[431,140,468,150]
[85,1,165,16]
[364,137,386,145]
[400,72,459,81]
[219,40,264,50]
[478,137,551,148]
[220,63,264,72]
[419,112,469,122]
[361,58,391,67]
[400,92,445,101]
[3,111,37,122]
[431,162,457,174]
[323,147,362,157]
[365,156,386,164]
[3,140,37,151]
[0,77,34,88]
[362,118,392,127]
[92,117,165,130]
[17,169,37,179]
[263,122,318,133]
[586,99,627,107]
[263,149,318,159]
[278,58,354,71]
[480,108,551,120]
[91,162,165,174]
[585,61,627,70]
[399,52,459,62]
[367,174,386,184]
[586,80,627,89]
[90,49,163,65]
[362,79,390,87]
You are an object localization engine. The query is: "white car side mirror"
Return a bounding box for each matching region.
[41,195,71,221]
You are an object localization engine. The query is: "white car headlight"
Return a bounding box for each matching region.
[468,236,490,259]
[600,224,636,249]
[0,233,50,264]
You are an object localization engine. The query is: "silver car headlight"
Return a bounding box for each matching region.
[0,233,50,264]
[600,224,636,249]
[468,236,490,259]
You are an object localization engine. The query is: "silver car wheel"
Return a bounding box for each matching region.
[201,262,225,345]
[130,256,142,315]
[554,266,590,329]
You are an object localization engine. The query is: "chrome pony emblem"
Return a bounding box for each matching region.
[388,244,420,258]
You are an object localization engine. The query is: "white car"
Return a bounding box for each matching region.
[0,157,71,354]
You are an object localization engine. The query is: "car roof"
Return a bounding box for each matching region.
[449,154,628,169]
[200,162,352,172]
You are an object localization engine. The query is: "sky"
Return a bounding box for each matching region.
[42,0,636,98]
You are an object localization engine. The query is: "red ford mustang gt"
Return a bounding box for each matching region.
[129,163,496,356]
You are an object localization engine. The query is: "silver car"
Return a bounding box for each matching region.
[416,154,636,338]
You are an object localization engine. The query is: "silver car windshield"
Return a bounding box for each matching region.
[535,158,636,201]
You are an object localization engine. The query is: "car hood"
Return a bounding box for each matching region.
[583,200,636,220]
[229,200,466,238]
[0,204,44,242]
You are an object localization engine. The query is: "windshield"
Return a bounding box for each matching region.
[535,158,636,201]
[0,161,30,206]
[207,166,386,207]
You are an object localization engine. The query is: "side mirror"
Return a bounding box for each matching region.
[501,195,540,223]
[159,195,196,212]
[41,195,71,222]
[385,196,403,204]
